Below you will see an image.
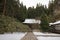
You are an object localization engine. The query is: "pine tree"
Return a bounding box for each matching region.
[40,14,50,32]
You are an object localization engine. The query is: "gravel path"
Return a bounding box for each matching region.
[21,32,38,40]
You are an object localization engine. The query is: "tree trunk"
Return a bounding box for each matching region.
[3,0,6,16]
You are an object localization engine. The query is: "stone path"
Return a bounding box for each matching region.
[21,32,38,40]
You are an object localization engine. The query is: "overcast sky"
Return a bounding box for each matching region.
[20,0,52,8]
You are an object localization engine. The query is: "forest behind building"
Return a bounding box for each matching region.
[0,0,59,33]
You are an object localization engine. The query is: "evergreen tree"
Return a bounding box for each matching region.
[48,0,54,15]
[0,0,5,15]
[40,14,50,32]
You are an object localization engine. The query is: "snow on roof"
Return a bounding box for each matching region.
[23,19,41,24]
[49,23,54,26]
[49,20,60,26]
[54,21,60,24]
[23,19,60,25]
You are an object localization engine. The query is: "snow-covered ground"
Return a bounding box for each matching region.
[33,32,60,40]
[0,32,27,40]
[0,32,60,40]
[33,32,60,36]
[37,37,60,40]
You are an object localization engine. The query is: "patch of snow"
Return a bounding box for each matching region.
[0,32,27,40]
[33,32,60,40]
[37,37,60,40]
[33,32,60,36]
